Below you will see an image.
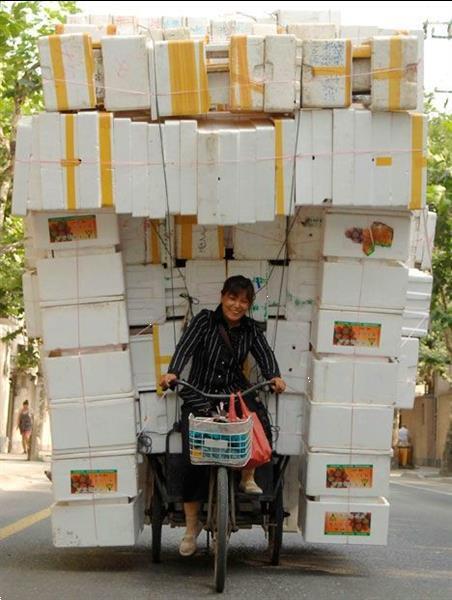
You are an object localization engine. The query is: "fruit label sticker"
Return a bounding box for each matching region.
[326,465,374,489]
[345,221,394,256]
[70,470,117,494]
[333,321,381,347]
[48,215,97,243]
[324,512,372,536]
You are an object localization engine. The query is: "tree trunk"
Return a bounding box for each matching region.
[440,402,452,475]
[30,376,46,461]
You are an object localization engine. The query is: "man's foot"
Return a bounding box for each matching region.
[239,479,263,495]
[179,522,203,557]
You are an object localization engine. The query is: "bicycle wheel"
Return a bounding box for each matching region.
[268,484,284,566]
[151,487,164,563]
[214,467,229,593]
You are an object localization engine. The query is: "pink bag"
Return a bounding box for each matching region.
[237,392,272,468]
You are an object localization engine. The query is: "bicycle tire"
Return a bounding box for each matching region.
[214,467,229,593]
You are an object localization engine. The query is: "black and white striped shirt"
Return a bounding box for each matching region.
[168,306,281,410]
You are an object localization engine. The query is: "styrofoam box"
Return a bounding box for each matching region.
[266,265,289,318]
[299,494,389,545]
[164,266,188,317]
[402,310,429,338]
[408,268,433,295]
[186,260,227,314]
[139,391,181,453]
[125,264,166,326]
[406,292,432,313]
[102,36,151,111]
[312,309,402,358]
[304,400,393,451]
[22,271,42,338]
[283,457,301,532]
[51,450,139,502]
[130,334,155,391]
[266,320,311,394]
[44,349,133,401]
[233,217,287,260]
[395,337,419,409]
[319,260,408,312]
[30,211,119,252]
[300,447,391,497]
[52,493,144,547]
[41,300,129,351]
[37,253,125,306]
[130,322,181,392]
[50,395,137,454]
[322,211,411,262]
[285,260,319,322]
[275,10,341,27]
[289,207,324,259]
[267,394,305,455]
[311,355,397,405]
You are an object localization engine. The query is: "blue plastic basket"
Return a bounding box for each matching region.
[188,414,252,467]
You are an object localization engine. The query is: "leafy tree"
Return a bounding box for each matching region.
[419,96,452,473]
[0,2,78,457]
[0,1,78,370]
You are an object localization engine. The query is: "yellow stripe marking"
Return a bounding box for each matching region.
[375,156,393,166]
[345,40,352,105]
[82,33,96,107]
[410,114,425,210]
[229,36,263,111]
[169,40,199,115]
[389,37,402,111]
[99,113,113,207]
[153,325,172,396]
[312,66,346,77]
[64,114,77,210]
[0,507,51,541]
[48,35,68,111]
[352,44,371,58]
[198,41,210,113]
[372,37,403,110]
[176,215,197,259]
[274,120,285,216]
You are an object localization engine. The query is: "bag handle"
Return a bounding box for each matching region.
[228,393,238,422]
[237,391,251,419]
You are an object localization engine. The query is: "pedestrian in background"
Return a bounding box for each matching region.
[17,400,33,459]
[397,423,412,468]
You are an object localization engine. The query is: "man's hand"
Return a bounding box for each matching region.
[160,373,177,391]
[269,377,286,394]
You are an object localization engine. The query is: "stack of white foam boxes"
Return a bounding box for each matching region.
[299,209,414,544]
[12,9,434,548]
[22,211,145,546]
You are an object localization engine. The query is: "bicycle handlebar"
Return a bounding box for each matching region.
[171,379,273,400]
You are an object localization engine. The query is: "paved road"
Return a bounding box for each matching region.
[1,459,451,600]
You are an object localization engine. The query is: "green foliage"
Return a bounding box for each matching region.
[0,1,78,372]
[419,96,452,388]
[0,215,24,318]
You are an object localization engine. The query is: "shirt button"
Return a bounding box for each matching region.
[218,374,221,378]
[221,361,225,365]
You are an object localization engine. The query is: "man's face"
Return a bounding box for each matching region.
[221,290,250,325]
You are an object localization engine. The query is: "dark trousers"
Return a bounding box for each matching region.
[180,396,272,503]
